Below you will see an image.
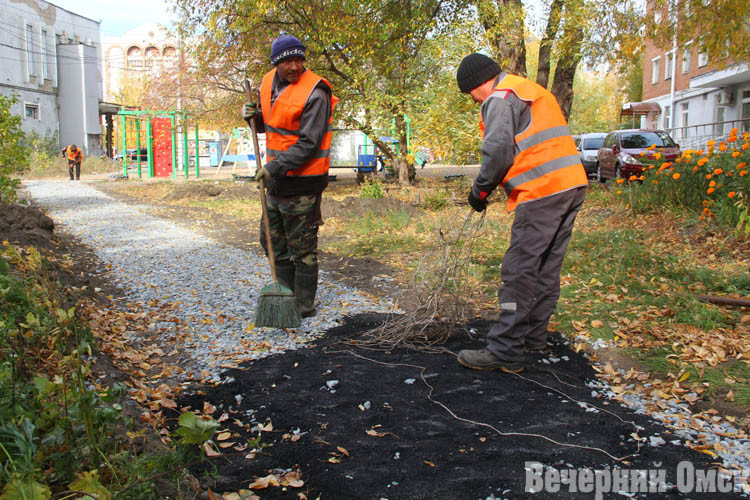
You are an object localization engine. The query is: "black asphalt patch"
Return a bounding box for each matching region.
[177,314,744,499]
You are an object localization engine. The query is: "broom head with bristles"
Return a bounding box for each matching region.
[255,281,301,328]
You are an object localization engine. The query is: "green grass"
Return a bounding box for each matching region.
[636,348,750,406]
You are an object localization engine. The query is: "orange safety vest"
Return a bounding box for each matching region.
[66,146,82,161]
[480,74,587,212]
[260,68,339,177]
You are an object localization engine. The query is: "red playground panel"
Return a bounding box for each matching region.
[152,117,173,177]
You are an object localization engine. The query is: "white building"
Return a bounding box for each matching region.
[0,0,103,154]
[102,22,178,102]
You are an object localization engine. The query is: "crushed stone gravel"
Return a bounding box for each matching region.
[22,180,396,383]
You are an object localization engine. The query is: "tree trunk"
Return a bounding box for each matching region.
[548,27,582,119]
[394,157,415,185]
[548,0,584,120]
[536,0,565,89]
[477,0,527,76]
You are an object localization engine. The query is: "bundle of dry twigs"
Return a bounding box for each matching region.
[356,209,488,351]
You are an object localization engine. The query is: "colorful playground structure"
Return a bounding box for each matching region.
[117,108,205,179]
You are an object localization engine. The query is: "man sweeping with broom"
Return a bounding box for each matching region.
[243,34,338,322]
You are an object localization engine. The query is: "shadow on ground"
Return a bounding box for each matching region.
[177,315,741,500]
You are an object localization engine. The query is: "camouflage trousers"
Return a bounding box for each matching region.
[259,193,322,270]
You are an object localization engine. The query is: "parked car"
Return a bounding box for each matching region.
[596,129,680,182]
[114,148,148,162]
[574,132,607,177]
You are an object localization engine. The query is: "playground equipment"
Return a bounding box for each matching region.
[215,127,264,176]
[116,108,202,179]
[353,115,412,180]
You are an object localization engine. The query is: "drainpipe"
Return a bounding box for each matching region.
[668,0,678,135]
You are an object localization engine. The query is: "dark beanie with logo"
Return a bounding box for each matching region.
[270,35,307,66]
[456,53,502,93]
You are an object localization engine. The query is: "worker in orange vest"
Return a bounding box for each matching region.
[455,53,588,373]
[242,34,338,318]
[61,144,83,180]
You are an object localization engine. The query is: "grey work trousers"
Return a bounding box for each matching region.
[487,186,586,362]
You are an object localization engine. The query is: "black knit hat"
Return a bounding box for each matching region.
[456,53,502,93]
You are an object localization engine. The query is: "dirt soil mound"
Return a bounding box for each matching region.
[0,203,55,248]
[178,315,734,500]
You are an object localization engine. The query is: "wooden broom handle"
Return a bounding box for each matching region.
[244,80,277,282]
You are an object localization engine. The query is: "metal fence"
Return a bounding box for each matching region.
[667,119,750,150]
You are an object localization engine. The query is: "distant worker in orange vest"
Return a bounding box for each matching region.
[242,34,338,318]
[61,144,83,180]
[455,53,588,373]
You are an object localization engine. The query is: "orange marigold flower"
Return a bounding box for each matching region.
[617,178,625,184]
[743,143,749,151]
[719,143,728,151]
[741,170,748,176]
[705,174,713,179]
[714,168,723,175]
[709,180,716,187]
[692,166,699,172]
[739,162,748,169]
[629,175,637,181]
[697,158,708,166]
[731,127,738,134]
[732,151,740,158]
[707,187,715,194]
[616,190,622,195]
[654,152,662,160]
[707,139,716,147]
[639,151,646,156]
[653,180,659,185]
[728,191,736,198]
[699,215,705,220]
[728,135,737,143]
[672,173,680,180]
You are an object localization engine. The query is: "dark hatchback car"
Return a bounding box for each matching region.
[596,129,681,181]
[115,148,149,163]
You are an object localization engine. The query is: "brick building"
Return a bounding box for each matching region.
[631,10,750,149]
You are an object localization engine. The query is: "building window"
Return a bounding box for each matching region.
[26,24,36,76]
[24,103,39,119]
[651,57,660,84]
[127,46,142,68]
[680,102,689,138]
[664,105,671,130]
[681,50,691,74]
[742,90,750,132]
[715,106,725,136]
[145,46,159,69]
[665,52,673,80]
[698,50,708,67]
[41,29,50,79]
[163,46,177,67]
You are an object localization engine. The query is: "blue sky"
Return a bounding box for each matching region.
[52,0,175,37]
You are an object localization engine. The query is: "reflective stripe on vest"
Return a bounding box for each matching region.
[480,74,587,211]
[260,68,338,177]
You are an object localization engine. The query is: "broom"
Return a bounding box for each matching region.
[245,80,301,328]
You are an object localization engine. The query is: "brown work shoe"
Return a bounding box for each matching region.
[457,349,524,373]
[524,341,550,354]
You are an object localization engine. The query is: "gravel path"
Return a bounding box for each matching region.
[22,180,395,383]
[20,180,750,493]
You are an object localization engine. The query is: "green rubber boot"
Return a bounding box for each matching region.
[294,265,318,318]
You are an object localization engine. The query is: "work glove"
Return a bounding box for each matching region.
[255,166,270,183]
[242,102,259,122]
[467,190,488,212]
